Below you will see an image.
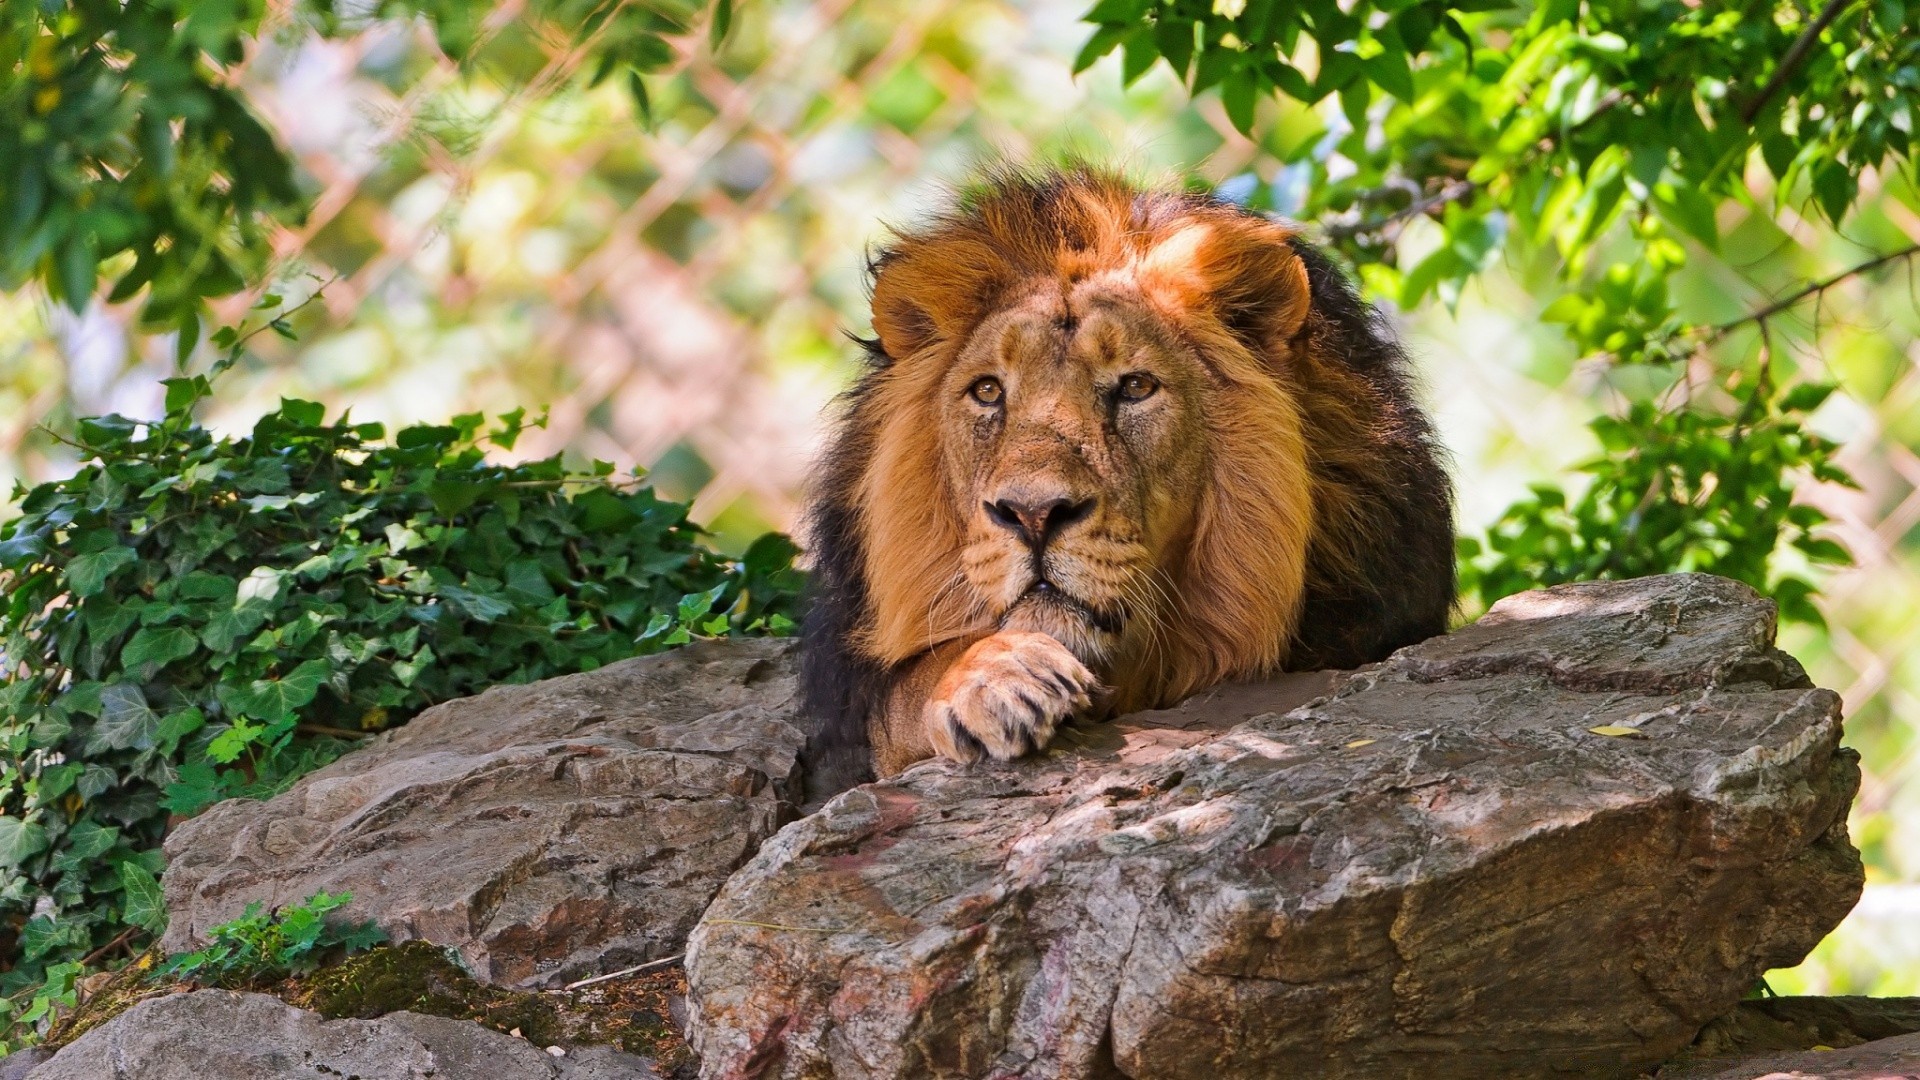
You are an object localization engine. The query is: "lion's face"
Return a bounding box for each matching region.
[940,284,1209,671]
[846,175,1325,710]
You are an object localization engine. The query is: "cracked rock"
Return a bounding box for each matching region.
[161,639,804,989]
[685,574,1863,1079]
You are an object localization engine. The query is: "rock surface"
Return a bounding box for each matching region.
[23,989,665,1079]
[686,574,1864,1080]
[1660,1032,1920,1079]
[163,639,804,989]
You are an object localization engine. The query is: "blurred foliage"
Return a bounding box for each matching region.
[0,300,801,1040]
[1085,0,1917,615]
[0,0,710,344]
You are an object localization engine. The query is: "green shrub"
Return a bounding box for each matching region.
[1457,375,1855,622]
[0,368,803,1013]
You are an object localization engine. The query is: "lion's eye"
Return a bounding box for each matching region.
[968,377,1004,405]
[1117,373,1159,402]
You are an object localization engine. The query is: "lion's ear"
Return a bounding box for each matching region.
[870,236,1012,362]
[1140,218,1311,352]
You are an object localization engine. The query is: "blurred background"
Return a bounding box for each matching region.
[2,0,1916,992]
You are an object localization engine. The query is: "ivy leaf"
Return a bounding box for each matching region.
[118,861,169,936]
[86,684,162,754]
[156,707,208,754]
[67,547,137,598]
[164,761,223,817]
[0,817,50,869]
[63,821,121,861]
[221,659,331,724]
[121,626,199,676]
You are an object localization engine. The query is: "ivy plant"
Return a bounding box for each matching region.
[0,347,802,1017]
[153,890,386,988]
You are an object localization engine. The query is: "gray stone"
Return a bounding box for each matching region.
[686,574,1863,1080]
[23,990,663,1079]
[163,638,803,989]
[0,1047,50,1080]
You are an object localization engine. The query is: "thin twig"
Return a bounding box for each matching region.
[295,723,373,740]
[80,925,141,967]
[1322,179,1476,242]
[1741,0,1857,124]
[557,953,683,991]
[1703,242,1920,341]
[207,274,342,376]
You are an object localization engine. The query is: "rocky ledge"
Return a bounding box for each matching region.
[161,639,805,989]
[686,574,1865,1079]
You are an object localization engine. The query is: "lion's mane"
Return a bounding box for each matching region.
[798,168,1455,793]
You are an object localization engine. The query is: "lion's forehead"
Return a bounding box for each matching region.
[964,288,1181,378]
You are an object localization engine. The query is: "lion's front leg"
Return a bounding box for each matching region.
[922,630,1099,765]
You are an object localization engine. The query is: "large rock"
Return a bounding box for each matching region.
[163,639,803,989]
[686,574,1864,1079]
[23,989,663,1079]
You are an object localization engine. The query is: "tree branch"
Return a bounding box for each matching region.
[1741,0,1856,124]
[1321,179,1477,243]
[1703,242,1920,341]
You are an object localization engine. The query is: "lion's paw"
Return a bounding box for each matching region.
[924,631,1099,764]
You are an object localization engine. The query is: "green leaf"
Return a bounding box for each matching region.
[627,70,652,128]
[156,707,208,754]
[0,817,50,869]
[1084,0,1150,21]
[1154,16,1195,80]
[1810,160,1856,224]
[87,683,161,754]
[1361,48,1413,102]
[67,547,137,598]
[710,0,732,49]
[1222,71,1258,136]
[222,659,331,723]
[1121,26,1158,85]
[164,761,223,817]
[163,376,212,415]
[63,821,121,863]
[119,861,168,936]
[121,626,199,675]
[1074,24,1129,74]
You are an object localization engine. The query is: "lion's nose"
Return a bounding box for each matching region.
[984,496,1095,550]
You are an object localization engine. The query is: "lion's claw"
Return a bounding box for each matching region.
[924,630,1099,763]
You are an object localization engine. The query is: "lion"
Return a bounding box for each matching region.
[798,168,1455,787]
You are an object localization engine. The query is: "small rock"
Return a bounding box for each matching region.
[0,1047,51,1080]
[23,990,663,1079]
[162,639,804,989]
[688,575,1863,1080]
